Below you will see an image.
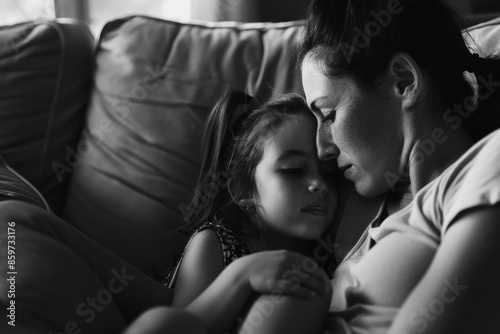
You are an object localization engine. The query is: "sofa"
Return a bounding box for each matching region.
[0,12,499,332]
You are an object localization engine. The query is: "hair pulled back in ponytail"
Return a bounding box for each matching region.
[298,0,500,140]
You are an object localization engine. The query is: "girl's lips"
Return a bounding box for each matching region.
[302,208,328,216]
[302,202,328,216]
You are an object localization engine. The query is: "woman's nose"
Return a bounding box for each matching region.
[316,123,339,161]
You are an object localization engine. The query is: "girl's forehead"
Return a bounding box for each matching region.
[262,114,317,154]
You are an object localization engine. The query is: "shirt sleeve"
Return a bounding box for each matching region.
[441,130,500,234]
[323,304,397,334]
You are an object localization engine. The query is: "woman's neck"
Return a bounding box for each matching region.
[386,116,475,216]
[408,126,474,194]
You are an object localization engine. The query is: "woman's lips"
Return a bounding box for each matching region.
[339,164,353,179]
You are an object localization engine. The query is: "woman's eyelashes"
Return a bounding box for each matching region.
[321,109,336,124]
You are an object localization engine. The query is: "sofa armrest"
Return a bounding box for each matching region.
[0,19,94,215]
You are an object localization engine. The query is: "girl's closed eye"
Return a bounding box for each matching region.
[279,168,304,175]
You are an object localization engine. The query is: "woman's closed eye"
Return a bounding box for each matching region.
[321,110,336,124]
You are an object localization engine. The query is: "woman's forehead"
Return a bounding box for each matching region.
[302,60,355,108]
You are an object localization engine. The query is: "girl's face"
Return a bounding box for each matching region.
[252,113,338,240]
[301,57,406,198]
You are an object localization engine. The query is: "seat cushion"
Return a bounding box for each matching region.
[0,19,94,214]
[0,156,49,210]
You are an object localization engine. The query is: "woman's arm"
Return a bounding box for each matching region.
[171,229,225,307]
[238,289,332,334]
[389,205,500,334]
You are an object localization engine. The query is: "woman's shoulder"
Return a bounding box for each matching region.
[414,128,500,235]
[477,128,500,156]
[374,128,500,245]
[423,128,500,189]
[455,128,500,165]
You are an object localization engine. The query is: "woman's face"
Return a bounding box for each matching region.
[301,57,406,198]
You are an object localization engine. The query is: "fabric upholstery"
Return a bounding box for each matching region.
[0,156,49,210]
[0,19,94,214]
[467,16,500,55]
[0,200,172,332]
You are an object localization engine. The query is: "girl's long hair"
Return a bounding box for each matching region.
[182,89,310,237]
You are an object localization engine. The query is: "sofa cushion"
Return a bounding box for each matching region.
[0,19,94,215]
[467,16,500,55]
[63,16,304,279]
[0,156,49,210]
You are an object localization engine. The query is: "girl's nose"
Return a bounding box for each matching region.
[316,123,339,161]
[308,177,328,194]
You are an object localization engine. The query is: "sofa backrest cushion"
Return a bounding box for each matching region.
[63,16,304,279]
[467,16,500,55]
[0,19,94,214]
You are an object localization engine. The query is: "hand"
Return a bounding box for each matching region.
[228,250,331,299]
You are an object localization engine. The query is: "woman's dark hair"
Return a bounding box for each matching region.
[298,0,500,140]
[183,89,310,236]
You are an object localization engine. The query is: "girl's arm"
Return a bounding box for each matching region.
[389,205,500,334]
[125,250,330,334]
[187,250,331,334]
[170,229,225,307]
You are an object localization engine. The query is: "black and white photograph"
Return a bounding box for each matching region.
[1,0,500,333]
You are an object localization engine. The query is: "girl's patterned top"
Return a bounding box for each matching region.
[164,221,337,289]
[163,221,251,288]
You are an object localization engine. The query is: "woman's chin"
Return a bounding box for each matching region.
[353,178,389,199]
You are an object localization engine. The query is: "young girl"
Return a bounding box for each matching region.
[164,89,339,327]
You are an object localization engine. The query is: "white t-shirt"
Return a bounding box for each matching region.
[324,128,500,333]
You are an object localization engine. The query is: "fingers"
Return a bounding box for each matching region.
[275,280,319,299]
[242,250,332,298]
[280,265,331,298]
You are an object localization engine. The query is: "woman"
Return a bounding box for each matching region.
[228,0,500,333]
[294,0,500,333]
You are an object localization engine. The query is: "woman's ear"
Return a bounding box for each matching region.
[389,52,424,110]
